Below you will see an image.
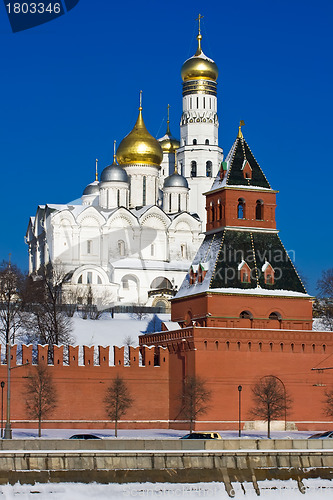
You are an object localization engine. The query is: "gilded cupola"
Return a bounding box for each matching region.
[158,104,180,154]
[116,93,163,167]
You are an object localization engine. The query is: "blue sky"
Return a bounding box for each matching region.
[0,0,332,295]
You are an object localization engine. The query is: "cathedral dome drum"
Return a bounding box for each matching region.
[116,106,163,167]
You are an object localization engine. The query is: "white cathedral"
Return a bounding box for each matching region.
[26,25,223,311]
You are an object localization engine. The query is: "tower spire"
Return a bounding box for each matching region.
[195,13,204,55]
[166,104,170,134]
[95,159,98,181]
[238,120,245,139]
[139,90,143,111]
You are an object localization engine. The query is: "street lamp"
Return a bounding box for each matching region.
[238,385,243,438]
[1,381,4,438]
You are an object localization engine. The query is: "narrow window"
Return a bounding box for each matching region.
[191,161,197,177]
[280,343,284,352]
[248,342,252,351]
[142,176,146,206]
[210,202,215,222]
[117,189,120,207]
[87,272,92,284]
[151,244,155,256]
[118,240,125,256]
[205,139,209,145]
[169,193,172,212]
[204,341,207,350]
[206,161,212,177]
[203,97,205,109]
[301,343,305,352]
[237,342,241,351]
[259,342,262,352]
[78,275,83,284]
[87,240,92,254]
[97,276,102,284]
[237,199,245,219]
[269,342,273,351]
[256,200,263,220]
[215,341,219,350]
[226,341,230,351]
[323,344,326,353]
[197,97,199,108]
[312,344,315,353]
[291,343,294,352]
[193,139,197,145]
[218,200,222,219]
[180,244,186,258]
[178,194,181,212]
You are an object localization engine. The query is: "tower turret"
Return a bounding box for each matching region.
[99,142,129,209]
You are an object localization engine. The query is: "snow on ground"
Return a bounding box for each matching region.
[71,313,170,348]
[8,428,319,440]
[0,479,332,499]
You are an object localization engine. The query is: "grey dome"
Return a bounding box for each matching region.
[164,172,188,189]
[83,181,99,196]
[101,163,129,183]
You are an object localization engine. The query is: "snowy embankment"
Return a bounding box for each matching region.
[0,479,332,499]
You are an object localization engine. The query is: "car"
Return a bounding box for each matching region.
[180,432,222,440]
[69,434,101,440]
[308,431,333,439]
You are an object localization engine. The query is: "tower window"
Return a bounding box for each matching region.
[237,198,245,219]
[203,97,205,109]
[117,189,120,207]
[256,199,263,220]
[178,194,181,212]
[197,97,199,108]
[169,193,172,212]
[193,139,197,145]
[143,176,146,206]
[191,161,197,177]
[205,139,209,145]
[206,161,212,177]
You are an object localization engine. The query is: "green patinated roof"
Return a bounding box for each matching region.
[226,137,271,189]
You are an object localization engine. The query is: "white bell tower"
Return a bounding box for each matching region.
[177,15,223,223]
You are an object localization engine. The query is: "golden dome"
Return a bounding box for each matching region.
[116,104,163,167]
[181,34,218,82]
[159,108,180,153]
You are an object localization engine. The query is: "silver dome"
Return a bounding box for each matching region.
[100,163,129,183]
[164,172,188,189]
[83,181,99,196]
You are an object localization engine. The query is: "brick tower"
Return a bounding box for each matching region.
[171,124,313,331]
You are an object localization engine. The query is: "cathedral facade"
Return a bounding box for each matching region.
[26,28,222,309]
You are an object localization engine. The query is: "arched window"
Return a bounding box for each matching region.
[169,193,172,212]
[78,275,83,284]
[256,199,263,220]
[240,310,253,319]
[117,189,120,207]
[237,198,245,219]
[193,139,197,145]
[218,199,222,219]
[191,161,197,177]
[205,139,209,145]
[178,194,181,212]
[150,277,173,290]
[206,161,212,177]
[97,275,102,284]
[118,240,125,256]
[269,312,282,321]
[142,176,146,206]
[210,202,215,222]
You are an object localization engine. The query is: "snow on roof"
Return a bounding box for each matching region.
[163,321,181,331]
[111,258,190,272]
[176,285,311,300]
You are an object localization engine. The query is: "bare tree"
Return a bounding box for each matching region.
[0,260,26,346]
[316,269,333,331]
[104,375,133,437]
[178,376,212,433]
[25,262,73,360]
[123,335,136,365]
[250,376,292,438]
[324,388,333,417]
[24,364,57,437]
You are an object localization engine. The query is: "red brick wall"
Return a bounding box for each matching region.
[2,345,169,430]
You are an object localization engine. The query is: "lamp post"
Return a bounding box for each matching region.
[238,385,242,438]
[4,341,12,439]
[1,381,4,439]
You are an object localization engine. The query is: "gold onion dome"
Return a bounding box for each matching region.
[116,100,163,167]
[158,106,180,153]
[181,33,218,82]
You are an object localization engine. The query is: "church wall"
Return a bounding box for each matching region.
[171,293,313,330]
